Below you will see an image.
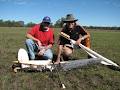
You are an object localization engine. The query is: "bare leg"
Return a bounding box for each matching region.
[55,45,63,64]
[63,46,73,57]
[55,45,73,64]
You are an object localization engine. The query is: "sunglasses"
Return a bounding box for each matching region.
[43,22,50,26]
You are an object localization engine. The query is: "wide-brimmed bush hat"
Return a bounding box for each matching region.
[63,14,78,23]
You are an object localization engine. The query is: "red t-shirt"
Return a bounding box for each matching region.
[27,24,54,46]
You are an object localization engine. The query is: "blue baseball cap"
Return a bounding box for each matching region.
[42,16,51,23]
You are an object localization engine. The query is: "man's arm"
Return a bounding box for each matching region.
[26,33,42,46]
[45,44,53,50]
[75,26,90,45]
[46,29,54,49]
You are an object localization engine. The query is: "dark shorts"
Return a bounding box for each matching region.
[64,44,80,49]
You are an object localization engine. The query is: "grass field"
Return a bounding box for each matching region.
[0,27,120,90]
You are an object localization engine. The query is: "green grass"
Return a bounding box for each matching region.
[0,27,120,90]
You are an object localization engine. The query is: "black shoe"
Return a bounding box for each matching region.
[62,55,69,61]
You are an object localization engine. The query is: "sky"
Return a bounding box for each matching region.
[0,0,120,26]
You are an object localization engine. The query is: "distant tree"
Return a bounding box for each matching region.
[25,22,36,27]
[0,19,25,27]
[4,20,12,27]
[0,19,4,26]
[54,17,65,28]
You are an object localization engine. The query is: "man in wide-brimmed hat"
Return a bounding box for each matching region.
[55,14,91,64]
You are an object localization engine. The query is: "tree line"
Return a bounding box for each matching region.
[0,19,35,27]
[54,17,120,30]
[0,19,120,30]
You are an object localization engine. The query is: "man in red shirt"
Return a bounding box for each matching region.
[25,16,54,60]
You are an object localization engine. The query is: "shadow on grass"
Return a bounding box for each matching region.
[106,65,120,71]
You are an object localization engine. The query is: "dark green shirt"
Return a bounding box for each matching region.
[59,25,87,45]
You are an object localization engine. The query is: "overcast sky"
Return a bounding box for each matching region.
[0,0,120,26]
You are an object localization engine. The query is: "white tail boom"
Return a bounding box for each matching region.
[79,44,119,67]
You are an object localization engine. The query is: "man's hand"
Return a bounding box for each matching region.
[37,45,52,56]
[75,36,86,45]
[75,38,82,45]
[37,40,42,46]
[38,48,46,56]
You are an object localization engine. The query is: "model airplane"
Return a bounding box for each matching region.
[12,48,103,73]
[12,32,120,73]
